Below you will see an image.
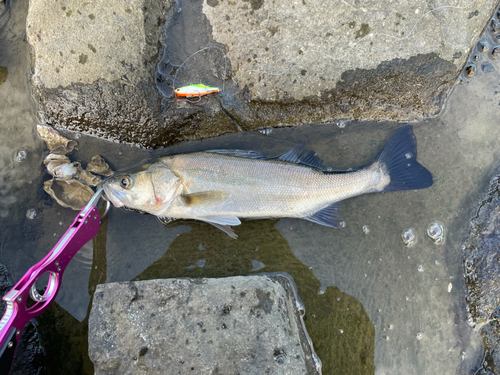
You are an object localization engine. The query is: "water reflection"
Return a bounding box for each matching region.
[37,205,108,375]
[38,213,376,374]
[133,219,376,374]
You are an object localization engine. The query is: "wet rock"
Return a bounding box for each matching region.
[464,170,500,373]
[27,0,499,147]
[89,274,321,374]
[203,0,493,101]
[36,125,77,155]
[0,263,46,375]
[86,155,113,177]
[27,0,173,147]
[43,178,95,210]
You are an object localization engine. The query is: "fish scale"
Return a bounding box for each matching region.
[164,153,374,217]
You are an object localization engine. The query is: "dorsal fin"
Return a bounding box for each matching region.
[278,143,305,163]
[206,149,269,159]
[207,144,330,170]
[303,202,342,228]
[298,150,324,169]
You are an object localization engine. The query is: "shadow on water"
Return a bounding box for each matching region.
[38,210,376,375]
[36,204,108,375]
[134,220,376,374]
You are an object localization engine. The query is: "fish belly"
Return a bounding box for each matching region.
[161,153,378,220]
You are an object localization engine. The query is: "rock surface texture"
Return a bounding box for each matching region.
[88,274,320,374]
[26,0,173,146]
[26,0,498,147]
[464,170,500,374]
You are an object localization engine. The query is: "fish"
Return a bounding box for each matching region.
[174,84,220,98]
[100,126,433,238]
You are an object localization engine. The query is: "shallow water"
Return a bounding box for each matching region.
[2,0,500,374]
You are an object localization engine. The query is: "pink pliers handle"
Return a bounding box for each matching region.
[0,189,104,374]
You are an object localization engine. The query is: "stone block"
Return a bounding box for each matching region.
[88,274,321,374]
[27,0,499,147]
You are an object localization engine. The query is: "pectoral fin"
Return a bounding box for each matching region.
[197,215,242,239]
[181,191,227,206]
[303,202,342,228]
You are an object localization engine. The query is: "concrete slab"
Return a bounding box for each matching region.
[88,274,321,374]
[203,0,493,102]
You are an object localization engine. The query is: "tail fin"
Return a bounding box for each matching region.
[376,125,433,191]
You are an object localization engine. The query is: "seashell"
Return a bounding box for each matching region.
[74,162,102,187]
[37,125,78,155]
[44,154,77,179]
[43,179,95,210]
[86,155,113,176]
[44,153,70,164]
[51,163,78,180]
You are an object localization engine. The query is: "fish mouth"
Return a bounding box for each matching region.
[101,182,125,208]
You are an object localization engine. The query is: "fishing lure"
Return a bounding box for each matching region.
[174,84,220,98]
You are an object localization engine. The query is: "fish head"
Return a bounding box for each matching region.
[100,161,181,215]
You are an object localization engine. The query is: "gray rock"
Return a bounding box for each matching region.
[88,274,321,374]
[0,263,46,375]
[26,0,174,146]
[26,0,499,147]
[202,0,495,105]
[464,170,500,374]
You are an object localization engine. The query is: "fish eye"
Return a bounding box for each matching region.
[120,176,132,189]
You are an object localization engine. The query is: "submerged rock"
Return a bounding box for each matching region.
[89,274,321,374]
[463,170,500,373]
[36,125,77,154]
[43,178,95,210]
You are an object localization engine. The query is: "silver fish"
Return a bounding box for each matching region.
[101,126,433,238]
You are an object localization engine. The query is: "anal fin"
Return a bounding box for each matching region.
[197,215,241,239]
[206,223,238,239]
[303,202,342,228]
